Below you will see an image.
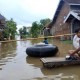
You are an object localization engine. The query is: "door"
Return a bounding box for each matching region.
[72,19,80,33]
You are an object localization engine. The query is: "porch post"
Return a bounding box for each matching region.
[71,19,75,40]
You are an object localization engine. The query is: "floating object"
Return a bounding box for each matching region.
[40,57,80,68]
[26,44,58,57]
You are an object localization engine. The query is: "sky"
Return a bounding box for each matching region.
[0,0,59,30]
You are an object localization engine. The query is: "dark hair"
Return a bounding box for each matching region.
[75,28,80,33]
[44,38,47,40]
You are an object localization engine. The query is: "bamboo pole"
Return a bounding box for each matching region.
[0,33,75,43]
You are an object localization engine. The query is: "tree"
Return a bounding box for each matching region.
[22,26,27,35]
[3,27,9,39]
[3,18,17,40]
[30,22,40,38]
[30,18,52,37]
[19,26,28,38]
[19,18,52,38]
[40,18,51,28]
[19,28,23,39]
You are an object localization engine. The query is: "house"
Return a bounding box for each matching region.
[0,14,6,40]
[48,0,80,39]
[43,23,52,36]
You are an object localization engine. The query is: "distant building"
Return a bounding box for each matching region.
[43,23,52,36]
[43,27,51,37]
[0,14,6,40]
[48,0,80,39]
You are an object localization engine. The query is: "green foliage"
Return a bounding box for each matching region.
[40,18,51,28]
[19,26,28,38]
[18,18,52,38]
[30,18,52,37]
[3,27,9,39]
[30,22,40,38]
[3,18,17,39]
[61,40,72,44]
[22,26,27,35]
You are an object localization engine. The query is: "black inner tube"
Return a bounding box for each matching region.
[26,44,58,57]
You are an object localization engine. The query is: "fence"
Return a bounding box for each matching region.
[0,33,75,43]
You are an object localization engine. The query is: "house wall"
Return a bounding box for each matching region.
[0,19,6,40]
[51,2,71,36]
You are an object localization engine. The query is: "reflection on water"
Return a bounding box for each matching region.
[26,56,43,68]
[0,42,17,70]
[30,74,78,80]
[41,66,80,80]
[51,39,74,57]
[0,38,80,80]
[30,39,43,45]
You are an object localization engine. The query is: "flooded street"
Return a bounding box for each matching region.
[0,38,80,80]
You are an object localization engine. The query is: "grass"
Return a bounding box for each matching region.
[61,40,72,44]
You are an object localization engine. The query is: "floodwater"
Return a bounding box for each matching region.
[0,37,80,80]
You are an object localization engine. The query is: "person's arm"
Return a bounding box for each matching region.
[70,47,80,56]
[71,36,80,55]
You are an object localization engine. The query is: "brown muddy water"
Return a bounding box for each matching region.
[0,37,80,80]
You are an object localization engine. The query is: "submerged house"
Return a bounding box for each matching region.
[48,0,80,39]
[0,14,6,40]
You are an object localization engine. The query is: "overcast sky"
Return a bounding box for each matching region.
[0,0,59,29]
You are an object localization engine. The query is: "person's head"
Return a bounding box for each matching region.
[75,28,80,38]
[44,37,47,40]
